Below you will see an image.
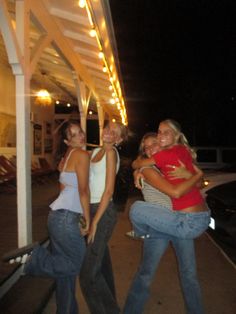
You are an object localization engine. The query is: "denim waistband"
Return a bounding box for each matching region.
[51,209,80,216]
[176,209,211,216]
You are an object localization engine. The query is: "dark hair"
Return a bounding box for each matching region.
[64,120,83,141]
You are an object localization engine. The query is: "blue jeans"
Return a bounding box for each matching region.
[123,235,204,314]
[79,202,120,314]
[24,209,86,314]
[130,201,211,239]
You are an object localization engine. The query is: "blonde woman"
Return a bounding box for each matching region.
[131,119,210,240]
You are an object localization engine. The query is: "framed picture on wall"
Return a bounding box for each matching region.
[44,121,53,153]
[33,124,42,155]
[44,138,53,153]
[45,122,51,136]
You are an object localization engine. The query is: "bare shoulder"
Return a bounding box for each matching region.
[106,147,117,158]
[73,148,90,160]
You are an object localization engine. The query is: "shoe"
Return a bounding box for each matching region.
[2,242,38,264]
[125,230,150,240]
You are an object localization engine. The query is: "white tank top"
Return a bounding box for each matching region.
[89,147,120,203]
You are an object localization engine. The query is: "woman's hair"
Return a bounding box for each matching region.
[104,121,130,145]
[138,132,157,158]
[116,122,129,143]
[161,119,197,160]
[64,120,83,141]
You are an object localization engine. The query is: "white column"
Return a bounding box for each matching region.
[16,75,32,246]
[15,0,32,246]
[97,104,104,146]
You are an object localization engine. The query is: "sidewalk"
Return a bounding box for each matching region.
[43,195,236,314]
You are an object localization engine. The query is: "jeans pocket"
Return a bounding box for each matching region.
[186,213,210,238]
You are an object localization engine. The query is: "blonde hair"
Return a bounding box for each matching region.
[106,121,130,145]
[139,132,157,158]
[161,119,197,160]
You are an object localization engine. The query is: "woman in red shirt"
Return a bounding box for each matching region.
[131,119,210,239]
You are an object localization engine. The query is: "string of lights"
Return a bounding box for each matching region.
[78,0,127,125]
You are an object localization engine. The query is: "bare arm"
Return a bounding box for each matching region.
[88,148,117,243]
[75,150,90,233]
[132,156,155,169]
[142,166,203,199]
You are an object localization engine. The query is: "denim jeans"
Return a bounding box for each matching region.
[79,202,120,314]
[130,201,211,239]
[123,235,204,314]
[24,209,86,314]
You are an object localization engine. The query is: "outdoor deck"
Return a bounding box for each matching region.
[0,178,236,313]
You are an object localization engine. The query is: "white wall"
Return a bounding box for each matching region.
[0,62,55,166]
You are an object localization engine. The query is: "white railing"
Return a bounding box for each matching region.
[194,147,236,169]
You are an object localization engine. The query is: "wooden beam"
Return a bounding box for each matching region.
[63,29,97,47]
[30,0,97,96]
[49,7,90,27]
[30,33,52,77]
[0,0,24,74]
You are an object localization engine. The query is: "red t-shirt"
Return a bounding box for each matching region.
[153,144,203,210]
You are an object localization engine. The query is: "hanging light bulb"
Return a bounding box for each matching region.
[78,0,86,8]
[90,29,97,37]
[35,71,52,106]
[98,51,104,59]
[35,89,52,106]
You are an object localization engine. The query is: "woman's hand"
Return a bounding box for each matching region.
[133,170,144,189]
[87,221,97,244]
[166,160,192,179]
[79,216,90,236]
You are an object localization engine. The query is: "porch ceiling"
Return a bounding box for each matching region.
[1,0,127,124]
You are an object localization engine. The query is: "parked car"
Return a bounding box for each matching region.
[204,180,236,246]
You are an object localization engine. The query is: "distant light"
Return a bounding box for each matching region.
[110,99,115,104]
[88,110,93,115]
[67,103,71,107]
[112,118,116,122]
[56,100,60,105]
[109,85,113,90]
[103,66,107,73]
[202,179,209,188]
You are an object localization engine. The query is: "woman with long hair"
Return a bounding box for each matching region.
[124,132,205,314]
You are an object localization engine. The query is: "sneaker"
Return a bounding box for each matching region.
[2,242,38,264]
[125,230,150,240]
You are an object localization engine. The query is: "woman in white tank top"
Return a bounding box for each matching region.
[80,121,128,314]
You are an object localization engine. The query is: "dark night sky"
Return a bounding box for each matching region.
[109,0,236,147]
